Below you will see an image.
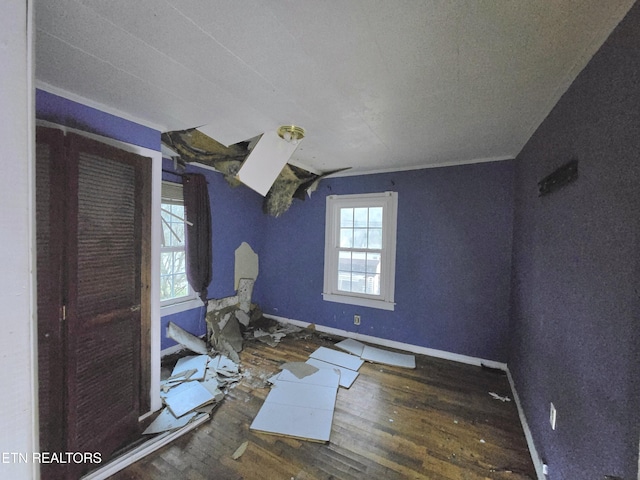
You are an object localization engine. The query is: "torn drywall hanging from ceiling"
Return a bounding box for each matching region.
[161,128,348,217]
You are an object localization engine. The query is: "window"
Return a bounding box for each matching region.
[323,192,398,311]
[160,181,196,307]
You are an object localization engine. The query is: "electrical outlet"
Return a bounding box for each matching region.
[542,463,549,476]
[354,314,361,325]
[550,403,557,430]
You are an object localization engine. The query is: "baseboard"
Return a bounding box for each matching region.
[264,314,507,371]
[506,368,545,480]
[81,414,209,480]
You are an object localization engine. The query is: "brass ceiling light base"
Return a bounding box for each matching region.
[277,125,305,143]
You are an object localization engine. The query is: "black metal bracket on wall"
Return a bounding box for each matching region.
[537,159,579,197]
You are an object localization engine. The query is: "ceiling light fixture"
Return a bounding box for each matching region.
[277,125,305,144]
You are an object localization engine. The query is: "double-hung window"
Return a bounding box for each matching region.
[323,192,398,311]
[160,181,197,310]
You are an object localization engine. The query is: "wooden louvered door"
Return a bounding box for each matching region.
[35,127,67,480]
[35,130,152,479]
[64,132,150,469]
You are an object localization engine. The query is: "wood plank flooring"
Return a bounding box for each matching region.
[110,329,536,480]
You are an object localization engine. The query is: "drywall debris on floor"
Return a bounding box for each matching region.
[488,392,511,402]
[305,357,359,389]
[147,353,242,435]
[231,441,248,460]
[309,346,365,372]
[250,367,340,442]
[166,321,208,355]
[335,338,416,369]
[279,361,318,379]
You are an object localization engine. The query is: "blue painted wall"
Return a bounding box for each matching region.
[160,159,265,350]
[256,161,515,362]
[509,3,640,478]
[36,89,160,150]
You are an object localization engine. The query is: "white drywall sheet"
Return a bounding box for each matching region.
[276,366,341,388]
[361,345,416,369]
[335,338,366,357]
[143,408,197,435]
[250,369,339,442]
[309,346,364,372]
[166,321,208,354]
[164,381,215,418]
[171,354,210,381]
[305,358,359,389]
[234,242,259,290]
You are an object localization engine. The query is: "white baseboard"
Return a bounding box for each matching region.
[506,368,545,480]
[264,314,507,371]
[81,414,209,480]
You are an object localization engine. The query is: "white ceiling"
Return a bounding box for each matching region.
[35,0,635,175]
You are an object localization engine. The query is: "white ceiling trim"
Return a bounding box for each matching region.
[36,81,167,133]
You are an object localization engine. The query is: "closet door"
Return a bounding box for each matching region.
[35,127,67,480]
[64,133,151,468]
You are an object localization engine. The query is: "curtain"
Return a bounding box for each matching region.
[182,173,212,305]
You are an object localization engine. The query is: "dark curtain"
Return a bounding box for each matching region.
[182,173,212,305]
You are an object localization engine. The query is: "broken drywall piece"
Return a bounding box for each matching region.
[250,369,339,442]
[207,295,239,312]
[234,242,259,291]
[164,381,215,418]
[143,408,197,435]
[171,354,210,382]
[277,366,341,388]
[211,354,240,373]
[220,314,243,352]
[237,278,254,313]
[280,361,319,379]
[236,309,250,327]
[166,321,208,355]
[360,345,416,369]
[335,338,366,357]
[489,392,511,402]
[232,441,249,460]
[305,358,358,389]
[309,346,364,372]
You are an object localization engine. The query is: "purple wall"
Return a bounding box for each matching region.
[509,3,640,478]
[36,89,160,150]
[160,160,266,350]
[255,161,515,362]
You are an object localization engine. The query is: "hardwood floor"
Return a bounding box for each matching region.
[111,329,536,480]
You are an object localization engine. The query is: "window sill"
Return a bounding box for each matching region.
[161,297,203,317]
[322,292,395,311]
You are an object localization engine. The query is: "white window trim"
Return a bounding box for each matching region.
[160,181,199,310]
[323,191,398,311]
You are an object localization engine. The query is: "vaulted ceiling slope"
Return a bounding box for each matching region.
[35,0,635,174]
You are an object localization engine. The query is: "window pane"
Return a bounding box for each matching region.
[351,273,366,292]
[365,274,380,295]
[340,208,353,227]
[174,274,188,297]
[160,275,173,301]
[338,251,352,271]
[339,228,353,248]
[338,272,352,292]
[161,252,173,275]
[368,228,382,249]
[366,252,381,273]
[354,208,368,227]
[369,207,383,227]
[353,228,368,248]
[352,252,366,273]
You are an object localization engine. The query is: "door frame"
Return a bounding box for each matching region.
[36,120,163,418]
